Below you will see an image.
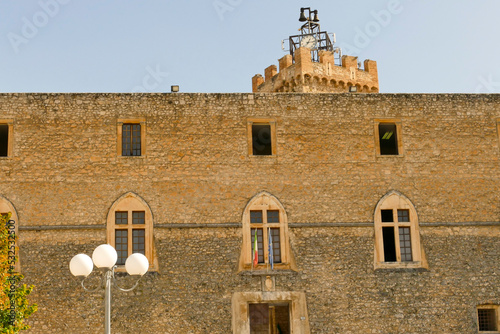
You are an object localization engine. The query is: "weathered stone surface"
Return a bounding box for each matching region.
[0,92,497,333]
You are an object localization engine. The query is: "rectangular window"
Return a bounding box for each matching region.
[267,210,280,223]
[115,230,128,265]
[0,124,9,157]
[252,124,272,155]
[122,123,141,156]
[398,209,410,222]
[270,228,281,263]
[250,210,263,224]
[251,228,264,263]
[132,229,145,255]
[115,211,128,225]
[381,209,393,222]
[399,227,412,261]
[132,211,145,224]
[247,118,277,157]
[379,123,398,155]
[478,308,498,331]
[382,226,396,262]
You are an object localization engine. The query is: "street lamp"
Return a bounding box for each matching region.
[69,244,149,334]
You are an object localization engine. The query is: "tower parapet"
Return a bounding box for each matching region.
[252,48,379,93]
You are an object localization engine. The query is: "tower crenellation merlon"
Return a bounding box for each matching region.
[252,47,379,93]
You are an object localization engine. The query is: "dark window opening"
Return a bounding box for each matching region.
[251,228,264,263]
[478,308,498,331]
[0,124,9,157]
[252,124,272,156]
[399,227,412,261]
[115,230,128,265]
[249,303,290,334]
[381,209,393,222]
[122,123,141,156]
[379,123,398,155]
[382,227,396,262]
[397,209,410,222]
[115,211,128,225]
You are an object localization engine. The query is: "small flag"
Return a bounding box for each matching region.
[253,229,258,267]
[268,228,274,270]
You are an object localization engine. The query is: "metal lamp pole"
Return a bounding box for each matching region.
[69,244,149,334]
[104,270,112,333]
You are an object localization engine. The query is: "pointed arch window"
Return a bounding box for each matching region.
[374,191,427,269]
[107,193,155,270]
[239,192,295,271]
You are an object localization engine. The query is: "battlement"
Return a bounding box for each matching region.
[252,47,379,93]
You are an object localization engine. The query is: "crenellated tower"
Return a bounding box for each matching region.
[252,7,379,93]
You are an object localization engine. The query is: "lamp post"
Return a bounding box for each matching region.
[69,244,149,334]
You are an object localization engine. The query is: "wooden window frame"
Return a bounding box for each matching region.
[107,192,156,271]
[477,305,500,333]
[117,118,146,157]
[239,192,294,272]
[250,210,282,265]
[0,119,14,158]
[374,119,403,157]
[114,211,146,265]
[374,191,427,270]
[247,118,277,156]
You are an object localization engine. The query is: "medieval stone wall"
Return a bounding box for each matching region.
[0,93,498,333]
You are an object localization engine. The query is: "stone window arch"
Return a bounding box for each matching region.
[374,191,427,269]
[106,192,156,270]
[239,192,295,271]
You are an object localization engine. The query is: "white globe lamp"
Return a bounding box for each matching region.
[125,253,149,276]
[69,254,94,277]
[92,244,118,269]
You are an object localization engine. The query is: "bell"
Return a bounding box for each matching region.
[299,10,307,22]
[312,11,319,22]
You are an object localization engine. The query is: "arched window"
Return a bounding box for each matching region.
[107,192,155,270]
[374,191,427,269]
[239,192,294,271]
[0,195,20,271]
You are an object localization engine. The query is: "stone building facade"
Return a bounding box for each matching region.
[0,92,499,333]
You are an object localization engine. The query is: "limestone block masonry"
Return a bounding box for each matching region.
[0,93,498,333]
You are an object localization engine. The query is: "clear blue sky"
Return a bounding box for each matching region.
[1,1,499,93]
